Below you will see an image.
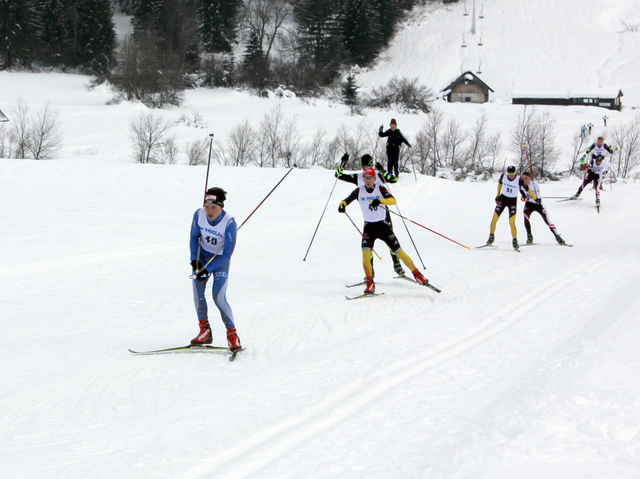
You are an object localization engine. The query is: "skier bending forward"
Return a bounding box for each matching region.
[338,167,427,295]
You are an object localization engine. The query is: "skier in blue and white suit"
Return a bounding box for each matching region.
[189,187,241,351]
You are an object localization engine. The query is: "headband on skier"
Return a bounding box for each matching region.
[204,195,224,206]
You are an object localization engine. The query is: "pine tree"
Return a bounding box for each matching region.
[341,0,382,65]
[199,0,241,54]
[242,30,266,88]
[342,73,358,107]
[294,0,344,85]
[36,0,68,65]
[74,0,116,71]
[0,0,38,68]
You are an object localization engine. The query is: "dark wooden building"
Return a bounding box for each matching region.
[512,89,623,111]
[442,71,494,104]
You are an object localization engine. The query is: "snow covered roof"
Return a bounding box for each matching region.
[513,88,623,99]
[0,109,8,122]
[441,71,494,94]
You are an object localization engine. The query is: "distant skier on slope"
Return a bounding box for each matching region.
[520,171,567,245]
[338,167,427,294]
[576,135,615,190]
[378,118,411,179]
[483,165,539,251]
[569,154,611,209]
[335,153,405,276]
[189,187,242,351]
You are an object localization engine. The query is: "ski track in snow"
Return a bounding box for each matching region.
[190,255,620,478]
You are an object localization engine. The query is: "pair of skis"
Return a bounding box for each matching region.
[345,275,441,300]
[129,345,245,361]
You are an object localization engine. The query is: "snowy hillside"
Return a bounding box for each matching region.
[2,159,640,478]
[2,0,640,477]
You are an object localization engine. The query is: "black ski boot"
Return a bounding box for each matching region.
[486,233,495,245]
[392,254,405,276]
[512,238,519,251]
[526,234,534,245]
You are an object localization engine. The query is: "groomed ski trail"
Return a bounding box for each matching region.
[188,257,614,479]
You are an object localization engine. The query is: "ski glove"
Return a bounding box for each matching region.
[375,162,385,172]
[338,201,347,213]
[495,196,501,205]
[341,153,349,166]
[369,199,381,210]
[191,260,209,281]
[535,198,542,205]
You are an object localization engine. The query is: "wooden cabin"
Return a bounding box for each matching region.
[442,71,494,104]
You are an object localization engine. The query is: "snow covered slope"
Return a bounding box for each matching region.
[1,159,640,478]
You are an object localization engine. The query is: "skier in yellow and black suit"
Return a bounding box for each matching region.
[483,165,539,251]
[338,167,427,295]
[335,153,405,276]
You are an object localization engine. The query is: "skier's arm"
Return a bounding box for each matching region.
[373,186,397,207]
[400,131,412,148]
[585,143,596,155]
[189,211,201,261]
[378,128,390,138]
[606,144,615,155]
[338,188,359,212]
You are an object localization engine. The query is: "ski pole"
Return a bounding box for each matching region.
[522,143,533,177]
[191,168,294,278]
[203,133,214,195]
[196,134,215,267]
[384,182,426,269]
[303,175,339,261]
[383,207,470,250]
[344,211,382,260]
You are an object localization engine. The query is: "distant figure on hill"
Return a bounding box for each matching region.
[378,119,411,178]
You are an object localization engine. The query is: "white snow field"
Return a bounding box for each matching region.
[2,0,640,477]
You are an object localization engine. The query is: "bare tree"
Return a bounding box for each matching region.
[569,129,590,174]
[259,105,284,167]
[611,113,640,178]
[240,0,293,83]
[303,128,329,168]
[8,100,31,159]
[161,137,179,164]
[442,118,466,172]
[27,103,63,160]
[227,119,257,166]
[186,138,210,166]
[129,112,173,163]
[280,115,301,167]
[511,107,560,177]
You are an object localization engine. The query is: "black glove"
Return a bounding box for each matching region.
[340,153,349,166]
[338,201,347,213]
[495,196,501,205]
[191,260,209,281]
[535,198,542,205]
[369,199,381,210]
[379,125,383,132]
[375,162,384,172]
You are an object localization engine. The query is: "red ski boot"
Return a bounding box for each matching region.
[364,276,375,294]
[227,327,242,352]
[191,319,212,345]
[412,269,428,285]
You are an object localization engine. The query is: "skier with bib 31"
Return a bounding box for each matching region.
[484,165,538,251]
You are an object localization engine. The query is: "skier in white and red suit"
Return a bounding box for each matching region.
[338,167,427,295]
